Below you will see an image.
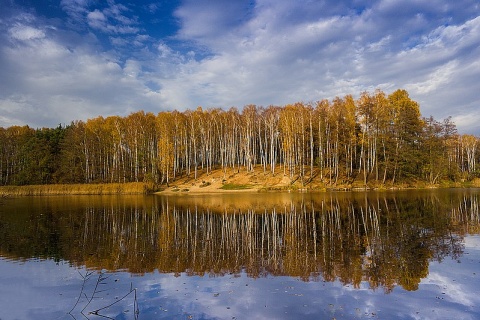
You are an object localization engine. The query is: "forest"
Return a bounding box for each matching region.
[0,89,478,187]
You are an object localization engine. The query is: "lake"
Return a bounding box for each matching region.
[0,189,479,319]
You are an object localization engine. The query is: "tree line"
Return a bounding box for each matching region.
[0,89,478,186]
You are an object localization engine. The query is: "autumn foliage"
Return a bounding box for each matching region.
[0,89,478,187]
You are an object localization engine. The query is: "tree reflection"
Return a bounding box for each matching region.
[0,191,479,292]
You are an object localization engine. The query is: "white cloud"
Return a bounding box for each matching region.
[86,6,139,34]
[60,0,140,34]
[0,0,479,134]
[175,0,253,42]
[87,9,106,28]
[156,0,479,132]
[0,14,165,127]
[453,112,480,134]
[60,0,91,27]
[406,60,458,94]
[9,24,45,40]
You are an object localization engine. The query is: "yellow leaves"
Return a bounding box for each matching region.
[388,89,421,121]
[156,112,175,171]
[461,134,478,148]
[1,88,476,186]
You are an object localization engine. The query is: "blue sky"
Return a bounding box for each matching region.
[0,0,479,133]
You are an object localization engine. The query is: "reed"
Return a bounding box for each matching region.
[69,270,138,319]
[0,182,156,196]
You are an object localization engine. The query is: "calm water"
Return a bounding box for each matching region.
[0,189,479,319]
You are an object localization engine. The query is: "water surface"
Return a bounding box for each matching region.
[0,189,479,319]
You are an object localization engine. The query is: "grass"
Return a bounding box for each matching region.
[0,182,157,196]
[220,183,253,190]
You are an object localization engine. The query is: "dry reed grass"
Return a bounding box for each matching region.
[0,182,156,196]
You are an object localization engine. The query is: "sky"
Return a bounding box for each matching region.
[0,0,479,134]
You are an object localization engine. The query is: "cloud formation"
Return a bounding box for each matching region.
[0,0,479,133]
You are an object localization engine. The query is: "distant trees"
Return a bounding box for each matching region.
[0,125,66,185]
[0,88,478,186]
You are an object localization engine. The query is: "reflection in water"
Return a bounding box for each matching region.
[0,191,479,292]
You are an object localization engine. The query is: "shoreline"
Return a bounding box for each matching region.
[1,183,477,197]
[157,184,480,195]
[155,168,480,195]
[1,168,479,196]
